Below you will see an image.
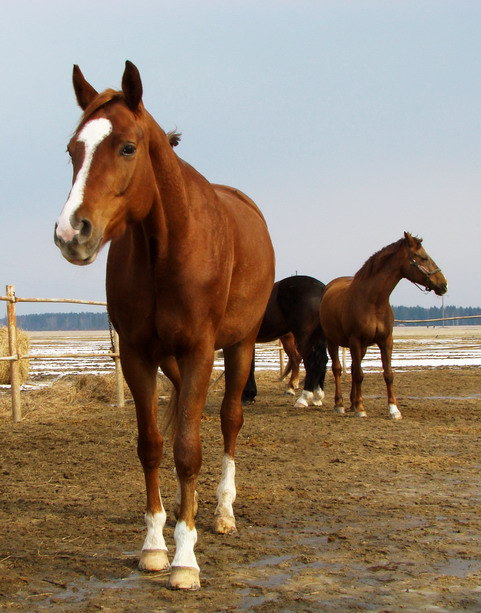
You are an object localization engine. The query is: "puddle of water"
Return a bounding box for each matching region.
[435,557,481,578]
[249,554,293,568]
[238,588,273,610]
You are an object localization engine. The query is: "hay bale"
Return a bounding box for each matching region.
[0,327,30,385]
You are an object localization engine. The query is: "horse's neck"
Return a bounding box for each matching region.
[137,118,219,266]
[140,129,188,240]
[352,254,404,306]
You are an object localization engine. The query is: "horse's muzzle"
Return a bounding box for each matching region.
[433,282,448,296]
[54,222,101,266]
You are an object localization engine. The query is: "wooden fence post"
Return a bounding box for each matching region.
[6,285,21,422]
[113,330,125,407]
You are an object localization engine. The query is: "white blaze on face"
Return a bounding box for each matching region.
[56,118,113,242]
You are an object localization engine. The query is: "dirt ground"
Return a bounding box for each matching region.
[0,364,480,612]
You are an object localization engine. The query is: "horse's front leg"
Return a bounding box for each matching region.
[170,348,214,590]
[328,341,345,414]
[379,336,402,420]
[349,341,367,417]
[120,342,169,573]
[214,336,255,534]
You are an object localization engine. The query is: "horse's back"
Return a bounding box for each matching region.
[321,276,353,310]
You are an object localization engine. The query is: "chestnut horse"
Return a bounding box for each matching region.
[241,275,328,407]
[54,61,275,590]
[320,233,447,420]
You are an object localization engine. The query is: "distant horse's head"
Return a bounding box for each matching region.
[402,232,448,296]
[54,61,162,265]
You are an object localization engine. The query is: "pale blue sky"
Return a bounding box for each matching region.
[1,0,480,314]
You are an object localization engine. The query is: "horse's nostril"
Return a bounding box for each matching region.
[79,218,92,240]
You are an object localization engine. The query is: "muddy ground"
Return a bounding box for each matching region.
[0,365,480,612]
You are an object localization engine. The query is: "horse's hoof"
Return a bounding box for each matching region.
[335,406,345,415]
[355,411,367,418]
[214,514,237,534]
[312,399,323,407]
[294,397,308,408]
[388,404,402,420]
[389,411,403,420]
[169,566,200,590]
[139,549,170,571]
[286,388,296,396]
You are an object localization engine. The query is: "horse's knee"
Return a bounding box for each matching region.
[137,432,163,469]
[174,436,202,480]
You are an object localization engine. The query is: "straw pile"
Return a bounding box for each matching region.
[0,327,30,385]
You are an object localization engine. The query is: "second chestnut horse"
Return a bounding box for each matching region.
[320,233,447,419]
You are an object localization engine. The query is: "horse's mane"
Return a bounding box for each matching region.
[354,236,420,280]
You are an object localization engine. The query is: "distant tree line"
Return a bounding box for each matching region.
[1,311,110,331]
[393,305,481,326]
[1,306,480,331]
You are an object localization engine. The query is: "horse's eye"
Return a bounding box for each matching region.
[121,143,136,157]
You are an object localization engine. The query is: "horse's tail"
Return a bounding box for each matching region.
[161,385,178,439]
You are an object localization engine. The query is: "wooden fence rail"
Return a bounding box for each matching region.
[1,285,124,422]
[1,283,480,423]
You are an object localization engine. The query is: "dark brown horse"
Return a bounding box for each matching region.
[242,275,328,407]
[320,233,447,419]
[54,61,275,590]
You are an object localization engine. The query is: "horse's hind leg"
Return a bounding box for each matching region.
[287,357,301,394]
[294,329,326,408]
[379,337,402,420]
[214,335,254,534]
[119,341,170,573]
[328,341,345,415]
[241,348,257,403]
[280,333,300,394]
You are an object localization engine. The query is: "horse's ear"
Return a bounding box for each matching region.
[122,60,143,111]
[167,130,182,148]
[72,65,98,110]
[404,232,422,248]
